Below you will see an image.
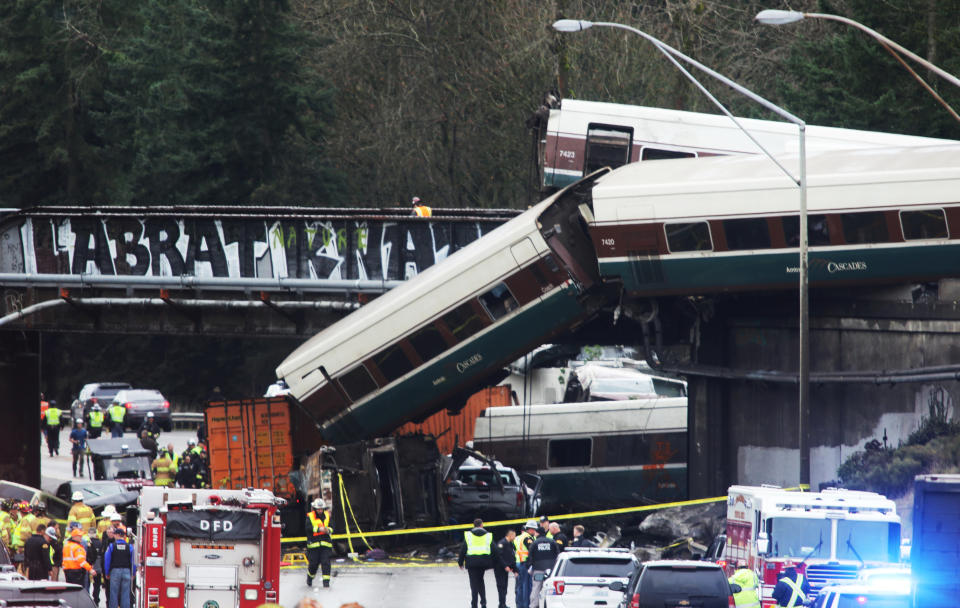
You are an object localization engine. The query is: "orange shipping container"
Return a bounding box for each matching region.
[394,386,513,454]
[205,397,294,498]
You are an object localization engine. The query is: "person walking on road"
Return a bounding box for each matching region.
[62,527,96,586]
[458,518,494,608]
[87,405,105,439]
[772,560,810,608]
[70,420,88,477]
[305,498,333,588]
[43,402,63,456]
[730,561,761,608]
[107,403,126,438]
[514,520,537,608]
[23,523,51,580]
[493,529,518,608]
[104,526,135,608]
[526,526,560,608]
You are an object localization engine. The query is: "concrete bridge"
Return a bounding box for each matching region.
[2,206,958,503]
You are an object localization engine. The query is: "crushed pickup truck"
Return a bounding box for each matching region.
[443,446,542,522]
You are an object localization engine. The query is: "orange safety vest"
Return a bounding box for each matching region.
[413,205,432,218]
[62,539,93,571]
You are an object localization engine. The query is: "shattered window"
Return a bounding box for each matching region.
[548,438,592,468]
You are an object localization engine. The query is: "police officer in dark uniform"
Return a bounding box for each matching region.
[87,527,103,605]
[493,529,518,608]
[305,498,333,588]
[458,518,494,608]
[23,523,51,580]
[104,525,135,608]
[526,528,560,608]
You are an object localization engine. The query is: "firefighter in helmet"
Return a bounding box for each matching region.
[305,497,333,588]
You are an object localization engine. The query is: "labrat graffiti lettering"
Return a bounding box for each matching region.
[2,215,496,281]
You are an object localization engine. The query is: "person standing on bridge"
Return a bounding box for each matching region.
[305,498,333,588]
[87,404,105,439]
[772,560,810,608]
[107,402,126,438]
[412,197,432,218]
[70,420,88,477]
[43,401,63,456]
[458,518,493,608]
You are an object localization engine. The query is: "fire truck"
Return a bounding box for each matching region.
[723,485,901,606]
[136,487,285,608]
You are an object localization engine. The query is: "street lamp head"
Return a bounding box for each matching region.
[552,19,593,33]
[755,9,806,26]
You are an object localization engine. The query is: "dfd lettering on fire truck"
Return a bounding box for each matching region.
[722,485,901,607]
[136,487,285,608]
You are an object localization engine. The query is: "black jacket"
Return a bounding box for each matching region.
[458,527,494,570]
[493,537,518,572]
[570,535,596,548]
[553,532,569,550]
[23,534,51,577]
[772,568,811,607]
[526,535,560,571]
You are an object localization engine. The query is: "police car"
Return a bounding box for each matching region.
[541,547,638,608]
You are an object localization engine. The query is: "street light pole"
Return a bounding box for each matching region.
[756,9,960,123]
[553,19,812,487]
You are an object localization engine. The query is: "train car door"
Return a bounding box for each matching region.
[186,565,238,608]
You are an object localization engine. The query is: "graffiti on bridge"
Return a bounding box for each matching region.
[0,216,499,281]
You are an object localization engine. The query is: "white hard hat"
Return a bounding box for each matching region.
[524,519,538,530]
[188,438,197,446]
[110,514,123,522]
[311,498,326,510]
[101,505,118,518]
[71,491,84,501]
[147,412,154,418]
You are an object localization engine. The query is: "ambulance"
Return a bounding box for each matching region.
[723,485,901,606]
[136,487,285,608]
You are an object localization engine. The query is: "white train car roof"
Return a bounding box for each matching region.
[276,189,561,397]
[551,99,954,155]
[473,397,686,440]
[591,143,960,223]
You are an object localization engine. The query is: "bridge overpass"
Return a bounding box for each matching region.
[3,206,959,502]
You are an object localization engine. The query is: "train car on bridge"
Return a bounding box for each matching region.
[276,173,611,444]
[531,98,953,192]
[589,143,960,295]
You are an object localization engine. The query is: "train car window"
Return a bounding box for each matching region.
[409,324,448,363]
[478,283,519,320]
[548,438,592,468]
[337,365,378,402]
[603,433,687,467]
[723,218,771,250]
[783,214,830,247]
[641,147,696,161]
[901,209,948,240]
[372,344,414,383]
[841,211,889,244]
[585,124,633,174]
[665,222,712,252]
[442,303,487,342]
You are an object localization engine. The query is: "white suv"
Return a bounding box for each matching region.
[541,547,638,608]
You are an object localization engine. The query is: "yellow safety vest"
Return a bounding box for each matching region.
[307,510,332,549]
[108,405,125,424]
[514,531,532,562]
[16,513,36,545]
[45,408,62,426]
[730,568,761,608]
[88,410,104,428]
[152,456,174,486]
[464,531,493,556]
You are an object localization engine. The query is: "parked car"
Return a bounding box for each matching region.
[443,447,542,521]
[0,481,71,523]
[85,438,155,491]
[54,480,138,512]
[0,579,96,608]
[812,584,910,608]
[111,388,172,431]
[71,382,133,422]
[614,560,734,608]
[541,547,638,608]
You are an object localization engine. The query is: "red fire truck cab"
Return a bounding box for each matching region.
[136,487,285,608]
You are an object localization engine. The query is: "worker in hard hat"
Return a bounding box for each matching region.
[305,497,333,588]
[68,491,96,533]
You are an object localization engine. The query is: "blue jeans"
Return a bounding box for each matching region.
[111,426,123,438]
[108,568,131,608]
[516,566,531,608]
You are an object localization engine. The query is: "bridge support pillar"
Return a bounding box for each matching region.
[686,317,731,499]
[0,331,41,487]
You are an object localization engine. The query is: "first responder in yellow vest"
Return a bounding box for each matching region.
[514,520,537,608]
[68,492,96,532]
[43,403,63,457]
[108,403,126,438]
[87,404,105,439]
[305,498,333,588]
[15,503,37,554]
[151,452,175,486]
[412,197,432,217]
[458,518,494,608]
[772,561,810,608]
[729,561,761,608]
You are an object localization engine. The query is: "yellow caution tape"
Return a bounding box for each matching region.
[280,485,809,543]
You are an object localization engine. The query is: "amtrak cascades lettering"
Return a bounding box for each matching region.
[456,354,483,373]
[1,216,496,281]
[827,261,867,273]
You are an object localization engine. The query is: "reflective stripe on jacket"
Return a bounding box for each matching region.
[730,568,761,608]
[108,405,125,423]
[88,411,104,428]
[464,531,493,556]
[783,574,807,607]
[307,510,332,549]
[45,408,62,426]
[62,539,93,571]
[514,531,532,562]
